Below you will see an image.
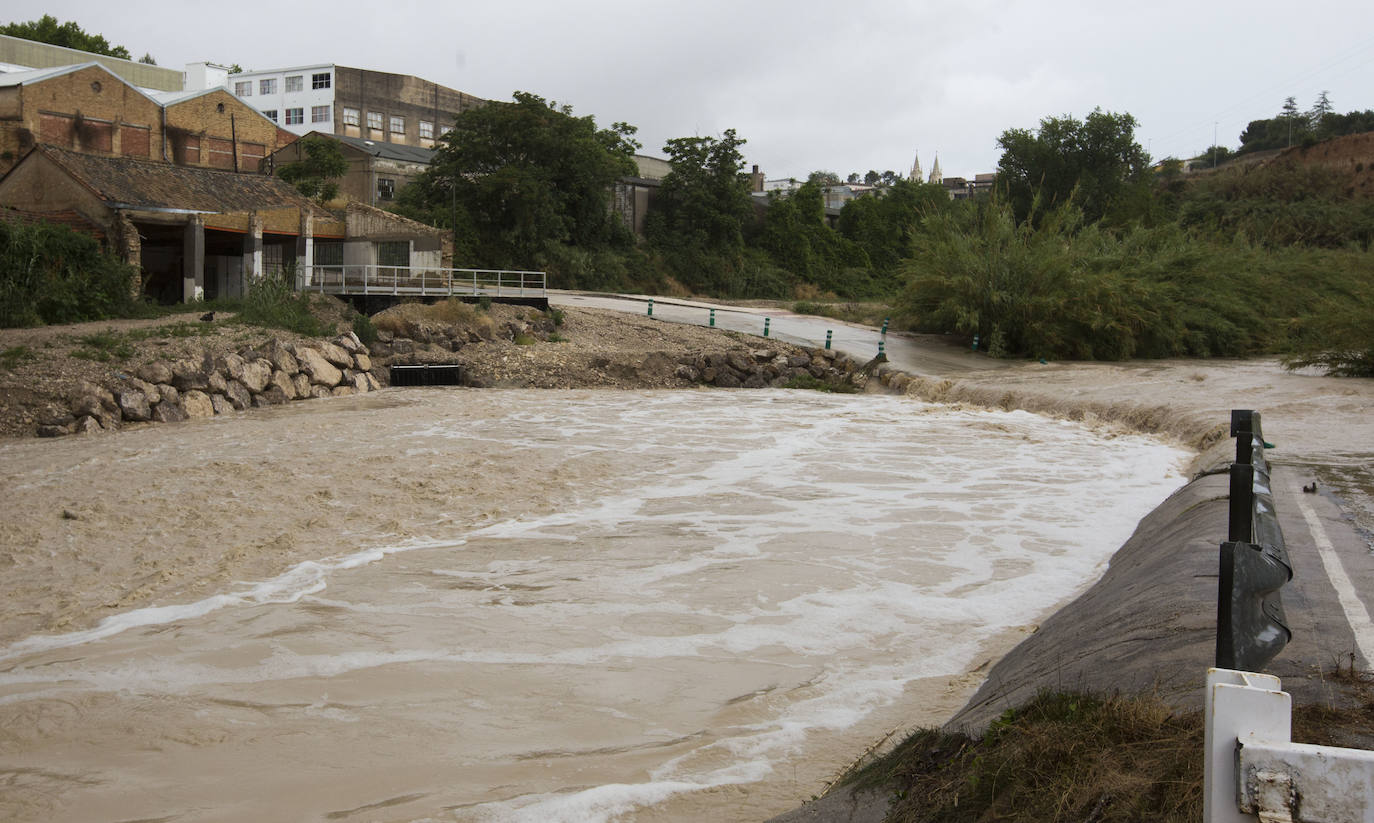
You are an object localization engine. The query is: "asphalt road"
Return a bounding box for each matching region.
[549,291,1009,376]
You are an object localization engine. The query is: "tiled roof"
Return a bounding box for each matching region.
[36,144,332,218]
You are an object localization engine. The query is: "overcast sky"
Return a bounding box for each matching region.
[24,0,1374,180]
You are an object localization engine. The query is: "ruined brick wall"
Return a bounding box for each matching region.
[164,89,298,172]
[0,65,162,174]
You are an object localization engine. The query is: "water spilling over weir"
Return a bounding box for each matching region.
[0,390,1187,822]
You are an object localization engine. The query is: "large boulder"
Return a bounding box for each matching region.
[224,380,252,411]
[292,373,311,397]
[270,369,298,400]
[353,352,372,372]
[297,347,343,387]
[171,356,213,391]
[210,394,235,416]
[152,401,188,424]
[182,390,215,418]
[239,359,273,394]
[116,390,153,422]
[317,341,354,369]
[136,362,174,385]
[261,340,300,375]
[351,372,372,393]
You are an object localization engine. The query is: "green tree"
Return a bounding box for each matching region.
[650,129,753,256]
[137,52,157,65]
[995,108,1150,225]
[807,170,841,186]
[396,92,636,269]
[0,15,132,59]
[276,135,348,203]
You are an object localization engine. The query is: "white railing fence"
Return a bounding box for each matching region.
[1205,668,1374,822]
[296,265,546,299]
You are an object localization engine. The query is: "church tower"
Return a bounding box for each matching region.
[910,151,922,183]
[928,153,942,185]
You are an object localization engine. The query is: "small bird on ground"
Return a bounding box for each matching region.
[200,311,215,322]
[1302,482,1317,494]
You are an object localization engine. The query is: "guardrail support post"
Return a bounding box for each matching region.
[825,330,832,350]
[709,308,715,328]
[764,317,770,337]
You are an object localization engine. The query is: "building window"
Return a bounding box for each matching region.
[312,105,331,123]
[311,72,331,89]
[263,109,278,123]
[366,111,383,130]
[376,240,408,264]
[285,108,304,125]
[234,80,251,96]
[389,115,404,134]
[314,241,343,268]
[439,125,453,136]
[419,121,434,139]
[259,78,276,95]
[343,107,360,126]
[377,178,396,201]
[285,75,303,92]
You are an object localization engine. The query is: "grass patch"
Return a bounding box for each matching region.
[549,307,566,327]
[513,332,537,346]
[842,680,1374,823]
[234,268,330,337]
[352,313,379,346]
[0,345,35,371]
[547,332,566,343]
[70,329,135,362]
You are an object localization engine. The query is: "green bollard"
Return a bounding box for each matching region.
[647,299,654,317]
[825,330,833,350]
[881,317,889,336]
[763,317,771,337]
[709,308,715,328]
[878,339,886,357]
[972,334,979,351]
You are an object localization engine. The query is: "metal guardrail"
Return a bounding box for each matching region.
[1216,410,1293,672]
[296,265,546,299]
[1205,668,1374,822]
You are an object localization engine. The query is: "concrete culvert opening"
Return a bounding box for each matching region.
[389,364,465,386]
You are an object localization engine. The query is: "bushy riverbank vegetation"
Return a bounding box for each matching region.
[388,93,1371,374]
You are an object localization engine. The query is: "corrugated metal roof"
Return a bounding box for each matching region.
[332,133,436,165]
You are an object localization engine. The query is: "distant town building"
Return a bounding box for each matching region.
[225,64,485,150]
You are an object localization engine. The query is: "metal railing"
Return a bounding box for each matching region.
[1205,668,1374,822]
[296,265,546,299]
[1216,410,1292,672]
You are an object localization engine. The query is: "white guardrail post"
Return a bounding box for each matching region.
[1205,667,1374,822]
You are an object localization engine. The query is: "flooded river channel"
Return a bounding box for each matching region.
[0,390,1187,821]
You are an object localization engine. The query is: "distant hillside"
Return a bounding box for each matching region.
[1266,131,1374,197]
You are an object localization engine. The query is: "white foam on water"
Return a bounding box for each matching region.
[0,536,466,663]
[0,391,1189,822]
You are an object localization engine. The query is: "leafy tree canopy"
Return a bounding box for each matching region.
[276,135,348,203]
[1,15,132,60]
[995,108,1150,225]
[397,91,637,269]
[649,128,753,256]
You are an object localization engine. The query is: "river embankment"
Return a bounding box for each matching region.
[765,339,1374,823]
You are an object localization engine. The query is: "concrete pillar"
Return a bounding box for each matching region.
[243,213,264,289]
[182,215,204,303]
[297,210,314,287]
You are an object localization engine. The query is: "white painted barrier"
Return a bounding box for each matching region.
[1205,668,1374,822]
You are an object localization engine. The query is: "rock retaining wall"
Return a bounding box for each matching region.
[39,332,379,437]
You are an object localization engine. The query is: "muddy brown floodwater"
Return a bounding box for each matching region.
[0,389,1187,822]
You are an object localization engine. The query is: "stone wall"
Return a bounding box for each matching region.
[40,332,377,437]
